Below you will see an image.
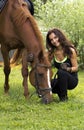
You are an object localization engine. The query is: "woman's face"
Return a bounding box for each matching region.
[49,32,60,47]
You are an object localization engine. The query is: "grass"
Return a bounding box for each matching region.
[0,66,84,130]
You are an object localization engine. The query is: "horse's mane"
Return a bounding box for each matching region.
[11,2,45,64]
[12,2,44,49]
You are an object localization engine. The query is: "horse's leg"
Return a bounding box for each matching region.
[1,46,10,94]
[21,49,29,98]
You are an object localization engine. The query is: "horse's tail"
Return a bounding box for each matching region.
[10,48,23,66]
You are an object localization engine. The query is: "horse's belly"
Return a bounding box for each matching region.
[0,35,24,50]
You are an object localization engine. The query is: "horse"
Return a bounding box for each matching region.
[0,0,53,104]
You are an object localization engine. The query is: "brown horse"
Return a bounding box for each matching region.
[0,0,52,104]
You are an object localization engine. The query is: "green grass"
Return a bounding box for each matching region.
[0,66,84,130]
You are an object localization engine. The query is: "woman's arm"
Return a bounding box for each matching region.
[70,48,78,72]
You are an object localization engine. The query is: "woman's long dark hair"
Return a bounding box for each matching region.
[46,28,77,57]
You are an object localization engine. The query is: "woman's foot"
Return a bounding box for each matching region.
[59,96,68,102]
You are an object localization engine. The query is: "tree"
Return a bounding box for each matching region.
[33,0,84,69]
[32,0,47,4]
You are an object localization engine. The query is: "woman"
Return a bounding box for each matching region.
[46,28,78,102]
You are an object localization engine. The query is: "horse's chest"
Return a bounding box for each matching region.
[0,36,23,49]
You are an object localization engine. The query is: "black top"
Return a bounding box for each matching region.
[53,56,78,79]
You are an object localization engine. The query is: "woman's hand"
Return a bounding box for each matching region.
[60,63,72,72]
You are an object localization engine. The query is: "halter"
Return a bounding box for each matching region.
[32,63,52,98]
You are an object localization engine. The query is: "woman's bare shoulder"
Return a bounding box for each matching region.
[70,47,77,54]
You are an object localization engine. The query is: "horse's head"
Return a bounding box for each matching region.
[29,51,53,104]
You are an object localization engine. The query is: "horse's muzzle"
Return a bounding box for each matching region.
[41,96,53,104]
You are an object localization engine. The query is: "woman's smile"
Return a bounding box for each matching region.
[49,33,60,47]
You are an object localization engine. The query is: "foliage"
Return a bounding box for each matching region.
[78,44,84,70]
[33,0,84,69]
[0,67,84,130]
[34,0,84,44]
[32,0,47,4]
